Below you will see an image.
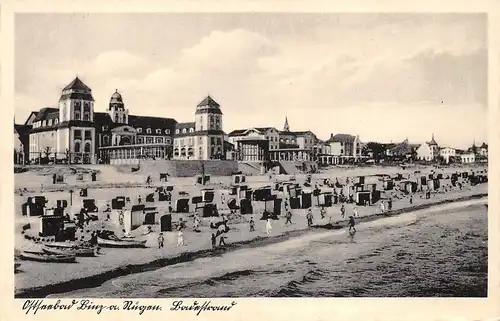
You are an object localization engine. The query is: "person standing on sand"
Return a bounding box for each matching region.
[409,195,413,205]
[306,209,314,227]
[266,218,273,234]
[249,217,255,232]
[285,210,293,225]
[211,233,217,249]
[320,206,326,219]
[157,233,164,249]
[219,233,227,246]
[380,201,385,213]
[177,229,185,247]
[340,205,346,219]
[348,215,356,233]
[137,195,142,205]
[352,206,358,218]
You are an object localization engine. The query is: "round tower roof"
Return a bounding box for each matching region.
[110,90,123,104]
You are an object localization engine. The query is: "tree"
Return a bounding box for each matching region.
[365,142,386,162]
[42,146,52,159]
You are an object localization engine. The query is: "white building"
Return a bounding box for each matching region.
[416,134,440,161]
[460,152,476,164]
[173,96,226,160]
[228,127,280,150]
[325,133,361,159]
[439,147,456,163]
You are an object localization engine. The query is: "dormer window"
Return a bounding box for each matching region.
[156,129,161,134]
[189,128,194,133]
[137,128,142,133]
[146,128,151,134]
[48,120,52,126]
[165,129,170,134]
[175,129,180,134]
[42,120,46,127]
[182,128,187,134]
[54,118,58,124]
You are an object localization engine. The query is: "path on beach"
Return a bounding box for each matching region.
[49,199,488,298]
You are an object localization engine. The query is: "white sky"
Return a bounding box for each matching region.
[15,13,487,149]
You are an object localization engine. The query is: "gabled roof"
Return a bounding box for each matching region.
[197,96,220,107]
[128,115,177,134]
[327,133,356,143]
[14,124,31,136]
[176,122,195,130]
[33,107,59,122]
[63,77,91,91]
[279,131,297,137]
[228,129,248,136]
[480,142,488,149]
[254,127,277,133]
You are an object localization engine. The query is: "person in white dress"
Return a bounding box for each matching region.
[177,229,184,247]
[380,201,385,213]
[266,218,273,235]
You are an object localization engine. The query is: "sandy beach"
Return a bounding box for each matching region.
[14,163,488,298]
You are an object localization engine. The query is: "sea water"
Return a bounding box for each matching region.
[52,199,488,298]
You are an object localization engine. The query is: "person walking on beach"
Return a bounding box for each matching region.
[211,233,217,249]
[249,217,255,232]
[380,201,385,214]
[157,233,164,249]
[348,215,356,233]
[285,210,293,225]
[137,195,142,205]
[219,233,227,246]
[266,218,273,234]
[146,175,152,186]
[409,195,413,205]
[388,198,393,211]
[340,205,346,219]
[352,206,358,218]
[320,206,326,219]
[306,209,314,227]
[177,229,185,247]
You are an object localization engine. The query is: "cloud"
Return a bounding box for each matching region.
[15,14,487,147]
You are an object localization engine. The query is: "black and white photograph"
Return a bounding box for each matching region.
[8,9,494,302]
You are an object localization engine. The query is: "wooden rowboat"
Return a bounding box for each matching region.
[97,236,147,248]
[19,250,76,263]
[41,244,96,257]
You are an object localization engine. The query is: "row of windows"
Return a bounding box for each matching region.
[74,130,92,140]
[175,128,194,134]
[74,111,91,121]
[137,128,171,135]
[33,118,60,128]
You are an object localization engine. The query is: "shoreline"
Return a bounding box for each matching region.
[15,192,487,299]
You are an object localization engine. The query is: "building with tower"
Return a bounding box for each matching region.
[416,134,440,161]
[17,76,224,164]
[172,96,226,160]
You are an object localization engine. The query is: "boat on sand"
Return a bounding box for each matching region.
[19,250,76,263]
[97,235,147,248]
[41,244,96,257]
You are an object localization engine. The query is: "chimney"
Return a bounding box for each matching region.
[330,133,334,139]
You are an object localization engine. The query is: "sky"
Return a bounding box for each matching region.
[15,13,487,149]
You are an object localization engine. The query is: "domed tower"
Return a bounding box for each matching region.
[194,95,224,159]
[58,76,94,122]
[108,89,129,124]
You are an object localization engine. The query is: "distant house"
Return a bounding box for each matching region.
[387,139,415,159]
[416,134,440,161]
[478,142,488,158]
[439,147,456,163]
[228,127,280,150]
[14,123,31,164]
[325,133,361,159]
[459,152,476,164]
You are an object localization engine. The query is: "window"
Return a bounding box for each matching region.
[188,138,193,145]
[74,141,81,153]
[156,129,161,134]
[54,119,58,124]
[175,129,180,134]
[189,128,194,133]
[114,114,118,122]
[48,120,52,126]
[146,137,153,144]
[211,137,216,145]
[42,120,46,127]
[165,139,171,144]
[85,130,92,140]
[146,128,151,134]
[217,138,222,145]
[137,128,142,133]
[74,130,82,139]
[83,112,90,121]
[83,102,90,111]
[156,137,163,143]
[182,128,187,134]
[103,136,109,146]
[165,129,170,134]
[137,137,143,144]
